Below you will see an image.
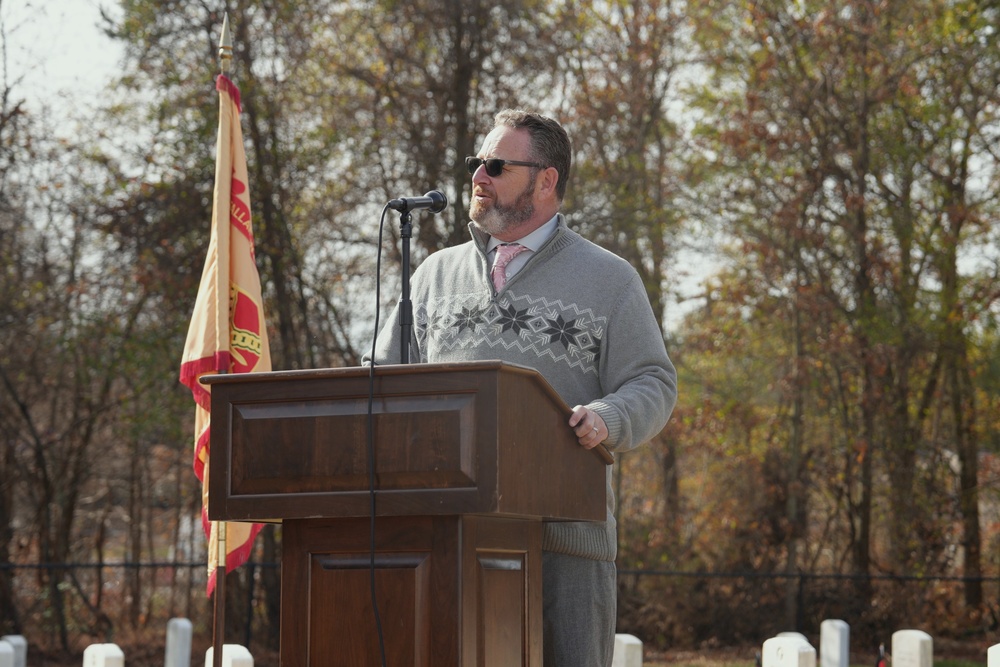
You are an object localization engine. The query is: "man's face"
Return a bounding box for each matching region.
[469,126,539,238]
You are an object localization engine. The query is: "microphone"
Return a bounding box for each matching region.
[387,190,448,214]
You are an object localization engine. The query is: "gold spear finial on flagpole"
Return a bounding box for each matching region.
[218,13,233,73]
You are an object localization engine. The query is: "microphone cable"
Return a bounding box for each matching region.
[362,203,391,667]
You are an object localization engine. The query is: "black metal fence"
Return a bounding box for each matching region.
[3,561,997,664]
[0,560,279,664]
[616,568,1000,653]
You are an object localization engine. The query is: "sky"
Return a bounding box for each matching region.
[3,0,123,118]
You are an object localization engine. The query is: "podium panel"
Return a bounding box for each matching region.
[282,515,542,666]
[205,361,609,523]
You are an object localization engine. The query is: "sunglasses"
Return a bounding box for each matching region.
[465,156,547,178]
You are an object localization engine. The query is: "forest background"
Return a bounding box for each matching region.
[2,0,1000,663]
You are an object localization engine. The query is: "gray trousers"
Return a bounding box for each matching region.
[542,551,617,667]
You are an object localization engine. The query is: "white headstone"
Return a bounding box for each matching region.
[0,640,14,667]
[204,644,253,667]
[82,643,125,667]
[820,619,850,667]
[987,642,1000,667]
[763,635,817,667]
[165,618,193,667]
[0,636,25,667]
[777,632,811,645]
[612,634,643,667]
[891,630,933,667]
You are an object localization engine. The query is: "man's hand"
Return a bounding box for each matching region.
[569,405,607,450]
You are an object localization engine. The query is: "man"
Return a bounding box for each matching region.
[370,109,677,666]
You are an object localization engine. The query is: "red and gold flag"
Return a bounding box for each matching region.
[179,73,271,596]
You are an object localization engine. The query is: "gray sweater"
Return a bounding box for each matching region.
[372,216,677,560]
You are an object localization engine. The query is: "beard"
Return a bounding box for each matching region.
[470,175,536,237]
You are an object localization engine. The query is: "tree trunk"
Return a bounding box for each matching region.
[0,431,18,634]
[784,278,806,629]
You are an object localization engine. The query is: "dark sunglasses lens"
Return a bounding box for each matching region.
[466,157,505,177]
[484,159,504,177]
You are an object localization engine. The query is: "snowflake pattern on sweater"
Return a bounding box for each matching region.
[416,292,605,374]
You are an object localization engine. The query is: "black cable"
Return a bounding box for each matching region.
[364,204,390,667]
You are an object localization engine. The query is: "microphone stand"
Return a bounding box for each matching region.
[398,210,413,364]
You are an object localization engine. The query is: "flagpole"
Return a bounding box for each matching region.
[213,523,226,667]
[212,17,232,667]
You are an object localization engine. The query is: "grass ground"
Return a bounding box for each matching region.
[642,643,989,667]
[28,637,993,665]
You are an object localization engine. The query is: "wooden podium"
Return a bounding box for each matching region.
[204,361,610,666]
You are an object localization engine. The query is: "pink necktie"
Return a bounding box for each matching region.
[491,243,529,291]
